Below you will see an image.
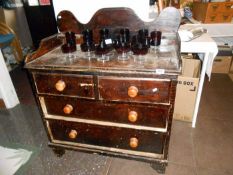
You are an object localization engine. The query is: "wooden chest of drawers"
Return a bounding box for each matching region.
[193,2,233,23]
[25,7,181,173]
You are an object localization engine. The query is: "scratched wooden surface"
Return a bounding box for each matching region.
[25,33,181,74]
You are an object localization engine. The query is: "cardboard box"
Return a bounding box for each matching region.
[212,56,232,74]
[181,55,200,78]
[173,56,200,122]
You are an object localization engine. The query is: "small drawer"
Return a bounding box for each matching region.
[33,73,94,98]
[41,96,170,128]
[205,13,232,23]
[98,77,171,103]
[205,14,218,23]
[47,120,166,154]
[219,13,232,23]
[221,2,233,12]
[207,3,221,13]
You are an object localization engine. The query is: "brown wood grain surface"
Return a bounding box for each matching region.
[33,73,94,98]
[42,96,170,128]
[48,119,166,154]
[25,34,63,63]
[57,7,181,43]
[99,76,171,103]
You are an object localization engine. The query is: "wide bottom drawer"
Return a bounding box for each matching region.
[47,120,166,155]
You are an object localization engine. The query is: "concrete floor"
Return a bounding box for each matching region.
[0,66,233,175]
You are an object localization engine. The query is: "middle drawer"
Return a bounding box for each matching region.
[40,96,170,129]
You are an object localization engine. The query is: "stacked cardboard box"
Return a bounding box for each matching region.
[212,46,232,74]
[173,54,201,122]
[212,56,232,74]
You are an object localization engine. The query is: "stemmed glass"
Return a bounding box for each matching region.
[131,29,150,63]
[114,28,130,61]
[80,29,95,59]
[138,29,149,43]
[61,31,77,61]
[120,28,130,43]
[96,28,112,61]
[150,30,162,52]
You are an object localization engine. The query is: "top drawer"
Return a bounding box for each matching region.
[219,2,233,13]
[98,76,171,103]
[207,2,233,13]
[207,3,221,13]
[33,73,94,98]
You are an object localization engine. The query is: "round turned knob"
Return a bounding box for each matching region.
[55,80,66,92]
[128,86,138,98]
[63,104,73,114]
[69,129,77,139]
[128,111,138,123]
[129,137,138,148]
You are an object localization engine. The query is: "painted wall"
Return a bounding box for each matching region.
[53,0,151,24]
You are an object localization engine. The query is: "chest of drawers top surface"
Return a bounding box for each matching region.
[25,34,181,76]
[25,7,181,76]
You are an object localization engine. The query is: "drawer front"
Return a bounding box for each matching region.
[205,14,218,23]
[34,73,94,98]
[47,120,166,154]
[98,77,171,103]
[218,13,232,23]
[205,13,232,23]
[42,96,169,128]
[220,2,233,13]
[207,3,221,13]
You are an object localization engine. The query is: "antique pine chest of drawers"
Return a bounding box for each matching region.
[25,7,181,173]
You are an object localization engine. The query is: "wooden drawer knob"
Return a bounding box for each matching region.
[211,5,218,10]
[225,5,231,9]
[128,86,138,98]
[69,129,78,139]
[63,104,73,114]
[128,111,138,123]
[129,137,138,148]
[55,80,66,92]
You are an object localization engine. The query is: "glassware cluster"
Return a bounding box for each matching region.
[62,28,162,62]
